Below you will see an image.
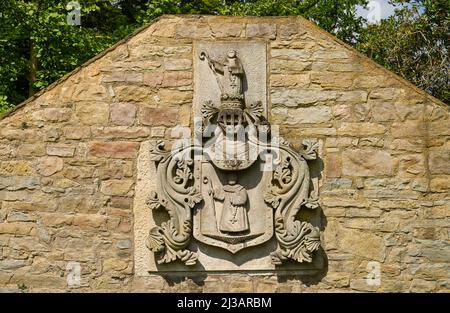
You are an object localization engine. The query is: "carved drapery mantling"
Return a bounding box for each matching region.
[146,142,201,265]
[146,48,322,266]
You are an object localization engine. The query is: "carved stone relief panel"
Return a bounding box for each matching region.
[133,41,323,274]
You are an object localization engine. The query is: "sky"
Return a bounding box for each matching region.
[356,0,404,23]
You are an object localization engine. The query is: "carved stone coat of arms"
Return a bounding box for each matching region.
[145,43,321,268]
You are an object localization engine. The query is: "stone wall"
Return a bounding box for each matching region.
[0,15,448,292]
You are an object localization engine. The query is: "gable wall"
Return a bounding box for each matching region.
[0,15,448,292]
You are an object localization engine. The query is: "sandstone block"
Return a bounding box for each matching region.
[73,214,108,229]
[91,127,150,139]
[114,85,150,102]
[369,88,405,100]
[398,154,426,176]
[246,23,276,39]
[211,23,244,37]
[102,72,143,83]
[430,177,450,192]
[143,72,163,87]
[103,258,129,272]
[139,106,179,126]
[36,156,64,176]
[429,151,450,174]
[311,73,353,89]
[75,102,109,125]
[158,89,192,104]
[0,259,28,270]
[325,153,342,178]
[32,108,71,122]
[100,179,134,196]
[271,89,337,106]
[88,142,139,159]
[391,121,426,138]
[339,228,385,262]
[342,149,393,177]
[312,50,349,60]
[270,74,310,87]
[64,127,91,140]
[110,102,136,126]
[0,161,35,176]
[0,222,35,235]
[272,106,331,124]
[46,145,75,157]
[338,123,386,136]
[161,71,192,87]
[278,23,304,40]
[164,59,192,71]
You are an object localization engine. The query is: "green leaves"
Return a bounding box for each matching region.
[0,0,447,115]
[357,1,449,103]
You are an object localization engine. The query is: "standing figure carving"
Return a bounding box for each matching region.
[213,173,249,233]
[199,50,244,99]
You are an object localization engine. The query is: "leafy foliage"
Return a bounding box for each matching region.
[357,0,449,103]
[0,0,448,115]
[0,0,137,112]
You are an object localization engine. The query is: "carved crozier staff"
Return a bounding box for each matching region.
[199,50,244,98]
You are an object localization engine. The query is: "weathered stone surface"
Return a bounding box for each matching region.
[398,154,426,176]
[139,107,178,126]
[311,73,354,88]
[76,102,109,125]
[312,50,349,60]
[271,89,337,106]
[102,72,143,83]
[0,161,35,176]
[343,150,393,177]
[88,142,139,159]
[271,106,331,124]
[246,23,276,39]
[0,15,448,293]
[17,144,44,157]
[161,71,192,87]
[110,102,136,126]
[271,48,310,59]
[46,145,75,157]
[338,123,386,136]
[64,127,91,140]
[325,153,342,178]
[143,72,163,87]
[32,108,71,122]
[391,121,426,138]
[270,74,310,87]
[0,176,39,190]
[429,151,450,174]
[73,214,108,229]
[91,127,150,139]
[0,259,28,270]
[430,177,450,192]
[339,228,386,262]
[164,59,192,71]
[100,180,134,196]
[114,85,151,102]
[36,156,64,176]
[0,222,35,235]
[211,23,244,38]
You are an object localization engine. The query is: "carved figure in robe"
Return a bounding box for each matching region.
[199,49,244,98]
[213,173,249,233]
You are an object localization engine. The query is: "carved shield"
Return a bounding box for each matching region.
[193,159,273,253]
